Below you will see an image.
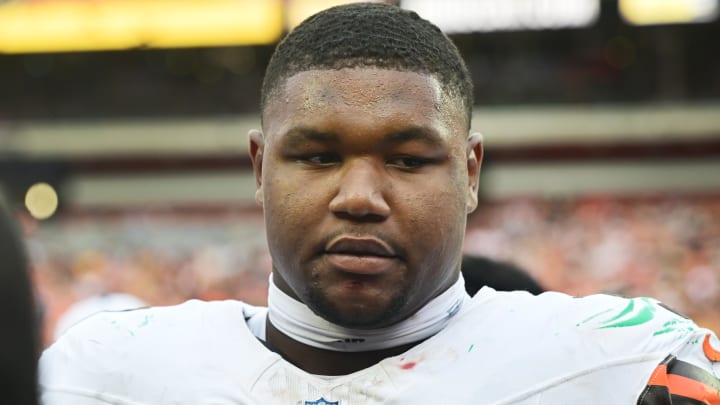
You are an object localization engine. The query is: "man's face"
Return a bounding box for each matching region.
[251,68,482,328]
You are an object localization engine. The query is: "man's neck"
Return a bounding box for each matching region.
[264,318,419,375]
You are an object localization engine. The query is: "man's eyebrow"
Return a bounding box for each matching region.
[281,128,339,148]
[385,127,446,149]
[279,126,446,149]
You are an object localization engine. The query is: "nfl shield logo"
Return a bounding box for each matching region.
[304,398,338,405]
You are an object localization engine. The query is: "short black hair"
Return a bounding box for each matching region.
[261,2,473,128]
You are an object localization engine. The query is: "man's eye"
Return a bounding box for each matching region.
[387,156,432,169]
[298,153,339,165]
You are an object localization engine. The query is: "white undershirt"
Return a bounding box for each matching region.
[266,273,469,352]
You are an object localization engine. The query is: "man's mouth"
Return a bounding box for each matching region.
[326,236,396,257]
[324,236,399,275]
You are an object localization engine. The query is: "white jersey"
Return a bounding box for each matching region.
[53,293,147,341]
[40,288,720,404]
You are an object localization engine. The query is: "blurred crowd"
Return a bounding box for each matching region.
[27,211,273,347]
[466,193,720,332]
[28,194,720,347]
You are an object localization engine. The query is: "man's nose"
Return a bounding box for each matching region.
[328,159,391,221]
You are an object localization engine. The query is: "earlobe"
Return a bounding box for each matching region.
[466,132,484,213]
[248,129,265,206]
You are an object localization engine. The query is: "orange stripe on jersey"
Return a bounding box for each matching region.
[647,364,669,387]
[704,334,720,363]
[667,374,720,405]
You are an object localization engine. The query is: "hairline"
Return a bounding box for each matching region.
[260,66,471,132]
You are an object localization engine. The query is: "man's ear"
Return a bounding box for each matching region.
[466,132,483,213]
[248,129,264,206]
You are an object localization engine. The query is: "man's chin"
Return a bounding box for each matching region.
[307,289,408,329]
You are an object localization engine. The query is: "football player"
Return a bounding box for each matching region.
[40,3,719,404]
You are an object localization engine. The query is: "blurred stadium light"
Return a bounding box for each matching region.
[3,0,718,54]
[620,0,719,25]
[24,182,58,220]
[401,0,600,33]
[0,0,284,53]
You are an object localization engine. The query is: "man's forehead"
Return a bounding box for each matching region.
[283,68,442,104]
[263,68,465,134]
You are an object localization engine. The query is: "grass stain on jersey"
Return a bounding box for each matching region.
[653,318,696,338]
[578,298,697,340]
[653,319,685,336]
[138,314,153,328]
[599,298,656,328]
[577,308,614,327]
[578,298,657,329]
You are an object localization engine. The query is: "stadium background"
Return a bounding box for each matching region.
[0,0,718,346]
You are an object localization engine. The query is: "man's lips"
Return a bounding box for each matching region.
[325,236,396,257]
[324,236,399,275]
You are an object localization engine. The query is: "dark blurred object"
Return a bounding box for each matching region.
[0,199,40,405]
[462,255,545,296]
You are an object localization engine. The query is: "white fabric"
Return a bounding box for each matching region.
[245,305,268,340]
[53,293,147,341]
[39,290,720,405]
[267,273,469,352]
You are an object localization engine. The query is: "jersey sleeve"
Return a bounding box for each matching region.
[39,309,147,405]
[637,330,720,404]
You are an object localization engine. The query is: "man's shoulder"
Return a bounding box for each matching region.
[472,287,691,327]
[40,299,271,404]
[464,289,703,355]
[57,299,259,341]
[420,290,715,403]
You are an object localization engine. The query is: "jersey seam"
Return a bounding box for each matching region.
[492,352,666,405]
[41,385,144,405]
